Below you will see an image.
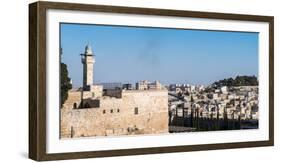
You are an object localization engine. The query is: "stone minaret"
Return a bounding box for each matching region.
[81,44,95,90]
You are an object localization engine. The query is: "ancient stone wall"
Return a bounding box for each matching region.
[60,89,169,138]
[89,85,103,98]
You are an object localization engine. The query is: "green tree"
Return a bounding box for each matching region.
[60,63,72,107]
[212,75,258,87]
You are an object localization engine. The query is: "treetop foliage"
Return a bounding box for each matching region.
[212,75,258,88]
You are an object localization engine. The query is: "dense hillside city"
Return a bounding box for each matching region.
[168,76,258,132]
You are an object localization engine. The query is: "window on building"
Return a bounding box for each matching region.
[117,109,120,113]
[73,103,77,109]
[134,107,138,115]
[103,110,106,114]
[110,109,113,113]
[70,126,74,138]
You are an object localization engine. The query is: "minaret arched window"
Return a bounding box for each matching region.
[73,103,77,109]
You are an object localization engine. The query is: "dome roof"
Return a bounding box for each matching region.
[85,44,93,54]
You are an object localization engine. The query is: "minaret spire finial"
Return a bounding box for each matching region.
[85,43,92,54]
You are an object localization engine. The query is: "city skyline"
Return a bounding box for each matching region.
[60,23,258,87]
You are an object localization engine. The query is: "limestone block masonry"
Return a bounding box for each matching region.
[61,89,169,138]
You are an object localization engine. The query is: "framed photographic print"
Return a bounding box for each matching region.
[29,1,274,161]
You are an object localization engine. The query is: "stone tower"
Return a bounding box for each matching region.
[81,44,95,90]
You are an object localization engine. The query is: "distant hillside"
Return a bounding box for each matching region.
[212,76,258,87]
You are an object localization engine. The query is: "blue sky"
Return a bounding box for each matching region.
[60,23,258,87]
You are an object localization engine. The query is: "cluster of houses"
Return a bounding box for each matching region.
[168,84,259,123]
